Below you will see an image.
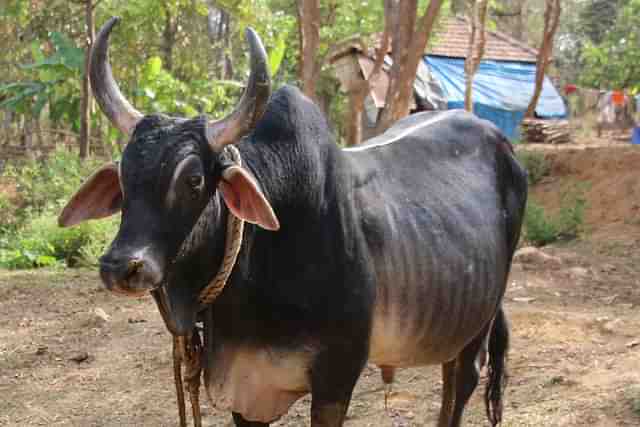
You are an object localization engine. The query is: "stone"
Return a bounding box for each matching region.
[69,351,90,363]
[93,307,110,323]
[567,266,590,279]
[513,247,562,268]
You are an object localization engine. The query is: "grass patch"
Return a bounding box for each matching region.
[0,213,119,269]
[524,184,587,247]
[516,150,551,186]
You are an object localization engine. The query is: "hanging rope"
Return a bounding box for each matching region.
[155,145,246,427]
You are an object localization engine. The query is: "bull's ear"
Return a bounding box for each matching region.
[218,165,280,231]
[58,162,122,227]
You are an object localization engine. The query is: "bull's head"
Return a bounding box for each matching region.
[58,17,279,331]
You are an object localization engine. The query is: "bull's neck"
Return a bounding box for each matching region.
[168,193,228,294]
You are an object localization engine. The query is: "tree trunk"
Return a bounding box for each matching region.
[451,0,466,15]
[79,0,95,159]
[296,0,321,100]
[162,4,178,72]
[525,0,561,118]
[222,12,233,79]
[1,111,13,146]
[22,117,35,161]
[374,0,444,135]
[464,0,489,112]
[207,3,233,79]
[514,0,527,41]
[345,8,391,147]
[34,116,43,147]
[207,3,221,77]
[346,89,366,147]
[493,0,528,41]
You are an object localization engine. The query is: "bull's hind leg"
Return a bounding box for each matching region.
[232,412,269,427]
[448,325,491,427]
[437,360,456,427]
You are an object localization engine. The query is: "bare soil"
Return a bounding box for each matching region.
[2,144,640,427]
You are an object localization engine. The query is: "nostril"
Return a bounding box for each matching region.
[99,252,162,293]
[100,255,144,281]
[125,258,144,279]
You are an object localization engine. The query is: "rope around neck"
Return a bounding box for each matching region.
[198,145,245,306]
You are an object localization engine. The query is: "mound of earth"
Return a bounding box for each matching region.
[524,145,640,242]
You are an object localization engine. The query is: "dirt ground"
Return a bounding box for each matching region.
[1,144,640,427]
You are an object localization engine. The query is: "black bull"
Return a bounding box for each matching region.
[59,18,527,427]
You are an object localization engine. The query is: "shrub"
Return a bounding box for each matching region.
[3,146,106,217]
[76,217,120,268]
[0,214,119,269]
[0,149,120,269]
[556,187,587,240]
[523,199,559,246]
[524,185,587,247]
[0,192,20,233]
[516,150,550,185]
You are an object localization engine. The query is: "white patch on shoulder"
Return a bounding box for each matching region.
[342,112,452,152]
[205,344,315,423]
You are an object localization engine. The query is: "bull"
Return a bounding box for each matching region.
[59,17,527,427]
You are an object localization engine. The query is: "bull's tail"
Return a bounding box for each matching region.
[485,306,509,427]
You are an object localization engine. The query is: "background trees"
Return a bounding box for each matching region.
[0,0,635,157]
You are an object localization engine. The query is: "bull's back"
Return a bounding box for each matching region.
[344,110,516,366]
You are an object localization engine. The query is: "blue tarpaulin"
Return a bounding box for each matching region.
[424,56,567,140]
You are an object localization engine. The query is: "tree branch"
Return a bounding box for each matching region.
[489,7,521,18]
[374,0,443,133]
[525,0,561,118]
[92,0,105,11]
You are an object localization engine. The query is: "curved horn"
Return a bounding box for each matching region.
[90,17,143,135]
[206,28,271,150]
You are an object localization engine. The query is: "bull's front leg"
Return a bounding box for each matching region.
[309,338,368,427]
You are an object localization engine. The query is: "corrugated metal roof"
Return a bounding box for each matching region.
[428,17,539,63]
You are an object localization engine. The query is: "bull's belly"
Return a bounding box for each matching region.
[368,302,492,367]
[204,343,315,423]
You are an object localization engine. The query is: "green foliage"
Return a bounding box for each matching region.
[556,186,587,240]
[0,192,20,233]
[579,0,640,91]
[524,200,559,247]
[578,0,624,45]
[3,147,105,216]
[135,56,240,117]
[516,150,550,186]
[632,395,640,417]
[0,214,119,269]
[524,186,587,247]
[0,31,84,126]
[0,148,120,269]
[268,32,288,77]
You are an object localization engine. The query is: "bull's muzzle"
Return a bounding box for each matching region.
[99,253,162,297]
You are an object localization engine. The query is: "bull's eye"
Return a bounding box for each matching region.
[187,175,203,188]
[187,175,204,198]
